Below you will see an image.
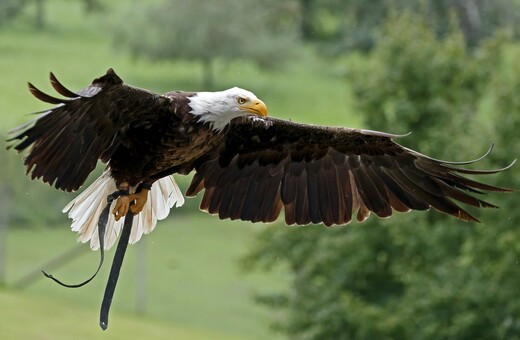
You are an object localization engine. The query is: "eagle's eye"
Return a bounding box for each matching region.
[237,97,246,105]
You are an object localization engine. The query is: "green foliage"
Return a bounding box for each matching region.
[112,0,300,87]
[244,9,520,339]
[300,0,520,54]
[423,0,520,47]
[348,10,490,157]
[0,0,27,25]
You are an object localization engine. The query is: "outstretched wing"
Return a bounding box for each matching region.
[7,69,171,192]
[186,116,514,225]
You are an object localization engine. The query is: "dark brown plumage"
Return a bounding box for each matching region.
[10,69,220,192]
[7,68,515,229]
[184,117,514,224]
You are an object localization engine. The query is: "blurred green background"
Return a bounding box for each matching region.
[1,0,520,339]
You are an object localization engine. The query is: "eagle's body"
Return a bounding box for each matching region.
[108,90,222,187]
[8,69,514,250]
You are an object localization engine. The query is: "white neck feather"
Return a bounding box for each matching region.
[188,87,257,131]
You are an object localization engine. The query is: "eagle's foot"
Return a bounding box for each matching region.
[112,182,131,221]
[129,188,150,214]
[113,195,130,221]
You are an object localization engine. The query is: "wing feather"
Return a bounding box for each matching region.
[27,82,70,105]
[293,168,309,224]
[241,170,264,221]
[306,167,321,224]
[218,180,238,219]
[256,165,282,222]
[49,72,79,98]
[316,164,333,226]
[187,116,513,225]
[230,177,250,220]
[8,69,171,191]
[382,167,436,210]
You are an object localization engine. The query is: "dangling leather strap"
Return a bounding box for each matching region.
[42,190,127,288]
[42,188,137,330]
[99,210,133,330]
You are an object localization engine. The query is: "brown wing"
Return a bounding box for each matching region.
[186,116,514,225]
[7,69,172,192]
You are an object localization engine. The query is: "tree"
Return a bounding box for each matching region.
[83,0,102,13]
[34,0,44,29]
[297,0,345,41]
[0,0,28,25]
[244,10,520,339]
[348,10,487,158]
[113,0,300,88]
[292,0,520,53]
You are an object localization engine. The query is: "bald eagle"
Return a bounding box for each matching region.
[8,69,514,250]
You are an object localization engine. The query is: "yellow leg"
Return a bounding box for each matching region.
[113,195,131,221]
[113,182,130,221]
[129,189,150,214]
[112,183,151,220]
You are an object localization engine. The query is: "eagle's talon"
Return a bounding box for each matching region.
[129,189,149,214]
[113,195,130,221]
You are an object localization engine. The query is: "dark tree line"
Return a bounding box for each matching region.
[0,0,103,27]
[4,1,520,83]
[297,0,520,51]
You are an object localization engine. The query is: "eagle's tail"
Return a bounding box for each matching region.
[63,170,184,250]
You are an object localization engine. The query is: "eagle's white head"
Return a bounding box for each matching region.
[188,87,268,131]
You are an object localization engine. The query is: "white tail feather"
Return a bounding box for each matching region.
[63,170,184,250]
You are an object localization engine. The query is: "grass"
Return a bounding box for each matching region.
[0,289,243,340]
[4,216,286,339]
[0,0,359,338]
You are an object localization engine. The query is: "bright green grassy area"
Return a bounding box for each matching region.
[0,0,359,338]
[0,288,242,340]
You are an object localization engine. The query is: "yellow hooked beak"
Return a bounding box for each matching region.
[240,99,268,117]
